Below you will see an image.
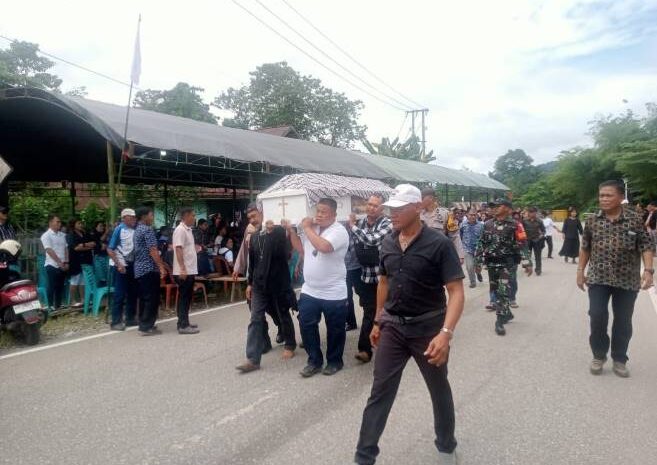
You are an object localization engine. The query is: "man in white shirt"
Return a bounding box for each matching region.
[40,214,68,311]
[289,198,350,377]
[542,210,561,259]
[172,207,200,334]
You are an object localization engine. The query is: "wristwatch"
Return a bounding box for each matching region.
[441,327,454,339]
[645,268,655,274]
[373,320,381,326]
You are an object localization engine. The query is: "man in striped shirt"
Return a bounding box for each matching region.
[348,194,393,363]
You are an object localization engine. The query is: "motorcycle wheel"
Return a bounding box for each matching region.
[24,324,40,346]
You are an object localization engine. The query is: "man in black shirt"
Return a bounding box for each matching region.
[354,184,465,465]
[522,207,546,276]
[236,204,297,373]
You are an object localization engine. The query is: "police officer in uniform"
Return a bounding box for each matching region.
[475,198,532,335]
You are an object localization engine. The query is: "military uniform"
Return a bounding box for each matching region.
[475,215,532,334]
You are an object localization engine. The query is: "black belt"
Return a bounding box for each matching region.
[382,309,444,326]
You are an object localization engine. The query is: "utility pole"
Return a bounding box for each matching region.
[406,109,429,161]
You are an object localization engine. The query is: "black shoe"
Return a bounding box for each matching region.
[323,364,343,376]
[469,283,476,289]
[139,327,161,336]
[476,272,483,282]
[188,323,198,329]
[536,270,542,276]
[236,361,260,374]
[275,333,284,344]
[110,322,126,331]
[300,364,322,378]
[346,323,358,331]
[503,311,514,323]
[495,319,506,336]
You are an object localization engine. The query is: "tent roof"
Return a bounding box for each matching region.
[0,87,507,190]
[353,152,508,190]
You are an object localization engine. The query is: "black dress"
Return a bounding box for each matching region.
[559,218,583,258]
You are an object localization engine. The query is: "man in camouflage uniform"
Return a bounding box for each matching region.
[475,198,533,336]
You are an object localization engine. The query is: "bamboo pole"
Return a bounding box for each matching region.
[106,141,117,223]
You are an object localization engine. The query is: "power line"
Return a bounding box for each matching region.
[231,0,408,111]
[395,112,408,140]
[0,33,136,89]
[254,0,413,111]
[280,0,427,109]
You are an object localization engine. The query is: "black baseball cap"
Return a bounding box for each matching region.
[0,206,8,214]
[490,198,512,208]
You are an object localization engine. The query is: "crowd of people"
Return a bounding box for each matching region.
[28,178,657,465]
[37,207,246,334]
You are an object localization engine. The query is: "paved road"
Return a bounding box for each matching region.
[2,253,656,465]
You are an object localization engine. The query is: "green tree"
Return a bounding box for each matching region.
[362,135,435,163]
[215,62,367,148]
[489,149,539,197]
[0,41,62,90]
[134,82,217,124]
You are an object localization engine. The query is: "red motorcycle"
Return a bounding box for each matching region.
[0,240,45,345]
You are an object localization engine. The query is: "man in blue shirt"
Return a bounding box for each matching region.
[460,210,484,288]
[107,208,137,331]
[133,206,170,335]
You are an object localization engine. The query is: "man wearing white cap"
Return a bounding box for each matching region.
[107,208,138,331]
[354,184,465,465]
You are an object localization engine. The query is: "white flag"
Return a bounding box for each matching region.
[130,16,141,85]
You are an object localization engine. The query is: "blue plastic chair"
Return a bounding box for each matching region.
[93,255,110,285]
[37,255,70,308]
[81,264,111,316]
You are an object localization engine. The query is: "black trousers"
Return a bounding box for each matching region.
[346,268,362,329]
[357,282,378,357]
[588,284,638,363]
[545,236,554,258]
[175,275,195,329]
[137,272,161,331]
[45,265,66,309]
[355,321,457,465]
[529,239,544,272]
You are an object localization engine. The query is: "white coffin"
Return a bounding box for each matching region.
[258,189,355,225]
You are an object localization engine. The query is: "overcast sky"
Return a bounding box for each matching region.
[2,0,657,173]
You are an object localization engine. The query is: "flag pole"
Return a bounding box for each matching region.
[116,14,141,190]
[116,80,133,188]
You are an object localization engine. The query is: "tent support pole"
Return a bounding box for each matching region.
[164,183,169,226]
[106,141,117,223]
[70,182,77,217]
[248,170,254,202]
[468,186,472,208]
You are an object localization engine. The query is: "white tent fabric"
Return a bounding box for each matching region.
[259,173,394,205]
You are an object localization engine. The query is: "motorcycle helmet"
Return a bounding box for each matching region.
[0,239,22,261]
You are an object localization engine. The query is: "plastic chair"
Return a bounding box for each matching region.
[176,280,209,309]
[161,276,178,310]
[81,264,111,316]
[37,254,71,308]
[93,255,110,285]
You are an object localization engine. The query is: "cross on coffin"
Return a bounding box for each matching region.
[278,199,289,217]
